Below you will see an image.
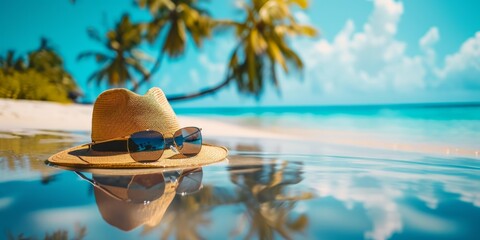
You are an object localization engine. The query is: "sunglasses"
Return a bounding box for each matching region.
[74,168,203,203]
[88,127,202,162]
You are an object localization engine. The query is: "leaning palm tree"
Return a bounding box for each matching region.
[132,0,216,92]
[167,0,317,100]
[78,14,149,89]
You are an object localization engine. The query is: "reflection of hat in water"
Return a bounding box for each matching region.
[48,87,228,169]
[76,168,203,231]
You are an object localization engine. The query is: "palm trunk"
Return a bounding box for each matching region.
[167,76,232,101]
[131,48,165,92]
[166,41,243,101]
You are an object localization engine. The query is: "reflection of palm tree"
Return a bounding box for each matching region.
[157,196,211,240]
[229,160,312,239]
[145,185,239,239]
[78,15,149,89]
[133,0,216,92]
[168,0,317,100]
[6,224,86,240]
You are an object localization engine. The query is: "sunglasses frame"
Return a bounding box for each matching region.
[87,127,202,162]
[74,168,203,203]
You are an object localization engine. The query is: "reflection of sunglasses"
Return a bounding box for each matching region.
[87,127,202,162]
[74,168,203,203]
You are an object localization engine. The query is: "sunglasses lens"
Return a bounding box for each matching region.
[128,130,164,162]
[174,127,202,157]
[176,168,203,195]
[127,173,166,203]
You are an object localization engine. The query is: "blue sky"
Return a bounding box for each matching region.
[1,0,479,107]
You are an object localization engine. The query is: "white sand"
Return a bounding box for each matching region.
[0,98,291,140]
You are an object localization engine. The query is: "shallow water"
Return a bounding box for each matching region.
[1,129,479,240]
[180,104,480,153]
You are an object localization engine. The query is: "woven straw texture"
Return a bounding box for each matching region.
[94,177,177,231]
[92,87,180,141]
[48,87,228,168]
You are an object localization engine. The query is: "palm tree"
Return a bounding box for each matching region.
[167,0,317,101]
[78,14,149,89]
[132,0,216,92]
[0,38,81,101]
[0,50,26,75]
[28,38,80,97]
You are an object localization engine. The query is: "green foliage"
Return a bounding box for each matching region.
[0,39,80,103]
[227,0,318,97]
[80,0,318,100]
[81,0,220,93]
[0,70,73,102]
[138,0,215,57]
[0,50,26,74]
[78,15,149,89]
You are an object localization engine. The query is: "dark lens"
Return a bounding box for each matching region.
[176,168,203,195]
[127,173,166,203]
[128,130,164,162]
[173,127,202,157]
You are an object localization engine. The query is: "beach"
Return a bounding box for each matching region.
[0,98,290,139]
[1,98,478,159]
[2,0,479,237]
[1,98,480,240]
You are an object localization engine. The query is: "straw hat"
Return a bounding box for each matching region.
[48,87,228,169]
[81,168,202,231]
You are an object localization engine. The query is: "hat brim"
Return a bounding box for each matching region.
[47,143,228,170]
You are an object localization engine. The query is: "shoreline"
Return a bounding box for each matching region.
[0,98,294,139]
[1,98,478,159]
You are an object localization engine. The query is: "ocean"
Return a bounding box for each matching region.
[177,103,480,154]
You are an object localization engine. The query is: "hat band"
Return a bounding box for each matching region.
[88,127,203,162]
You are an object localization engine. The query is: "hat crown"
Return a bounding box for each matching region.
[91,87,180,141]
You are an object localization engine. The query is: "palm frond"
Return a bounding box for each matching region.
[87,28,104,43]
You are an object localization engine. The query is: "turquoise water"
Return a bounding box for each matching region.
[1,105,479,239]
[178,104,480,152]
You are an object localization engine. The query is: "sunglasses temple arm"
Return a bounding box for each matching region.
[166,130,201,151]
[88,136,130,146]
[169,145,179,154]
[73,171,126,202]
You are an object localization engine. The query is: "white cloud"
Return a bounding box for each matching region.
[437,32,480,89]
[288,0,480,103]
[186,0,480,106]
[367,0,403,36]
[296,0,424,95]
[420,27,439,49]
[419,27,439,69]
[189,69,201,86]
[198,53,225,84]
